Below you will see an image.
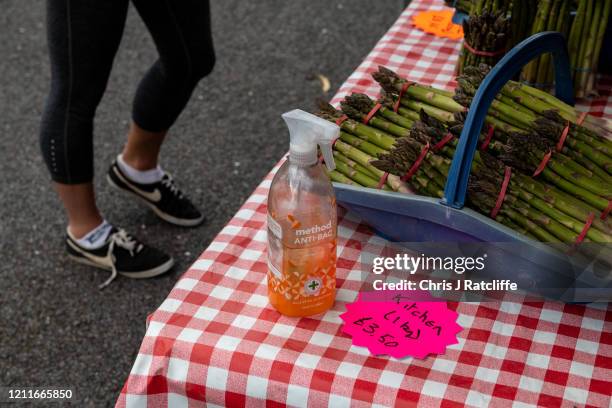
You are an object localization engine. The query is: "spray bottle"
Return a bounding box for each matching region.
[267,109,339,317]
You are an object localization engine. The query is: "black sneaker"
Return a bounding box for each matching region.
[107,159,204,227]
[66,227,174,289]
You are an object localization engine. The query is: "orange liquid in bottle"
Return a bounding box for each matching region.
[267,233,337,317]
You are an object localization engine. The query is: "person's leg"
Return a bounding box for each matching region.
[121,123,166,170]
[107,0,214,227]
[121,0,215,170]
[41,0,129,237]
[55,183,103,238]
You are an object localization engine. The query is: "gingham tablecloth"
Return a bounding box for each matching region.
[117,1,612,406]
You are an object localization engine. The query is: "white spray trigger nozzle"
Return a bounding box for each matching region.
[282,109,339,170]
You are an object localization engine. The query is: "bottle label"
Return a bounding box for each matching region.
[267,214,283,278]
[267,214,283,239]
[290,220,334,246]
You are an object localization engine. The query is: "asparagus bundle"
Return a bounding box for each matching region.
[373,66,525,136]
[457,65,612,139]
[316,104,409,194]
[520,0,573,89]
[318,104,446,199]
[455,65,612,189]
[512,0,611,96]
[456,6,511,75]
[314,63,612,242]
[568,0,612,97]
[509,0,537,49]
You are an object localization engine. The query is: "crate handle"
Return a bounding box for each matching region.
[442,31,574,209]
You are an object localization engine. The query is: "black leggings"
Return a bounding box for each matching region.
[40,0,215,184]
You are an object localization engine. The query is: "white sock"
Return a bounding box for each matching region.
[117,154,164,184]
[74,220,113,249]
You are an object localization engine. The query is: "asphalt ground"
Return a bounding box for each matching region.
[0,1,404,406]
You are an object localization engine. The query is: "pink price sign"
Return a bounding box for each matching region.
[340,291,462,359]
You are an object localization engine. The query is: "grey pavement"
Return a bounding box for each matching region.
[0,1,403,406]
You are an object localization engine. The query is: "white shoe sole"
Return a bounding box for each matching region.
[68,254,175,279]
[107,174,205,227]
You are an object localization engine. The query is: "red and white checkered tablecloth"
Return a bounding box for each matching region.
[117,1,612,407]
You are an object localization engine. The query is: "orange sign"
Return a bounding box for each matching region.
[412,10,464,40]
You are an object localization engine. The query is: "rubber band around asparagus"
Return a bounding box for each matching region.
[555,111,587,153]
[401,142,430,182]
[532,150,553,177]
[362,103,382,125]
[490,167,511,219]
[432,132,455,151]
[480,125,495,151]
[555,121,571,152]
[394,82,414,113]
[463,41,506,57]
[376,172,389,189]
[335,115,348,126]
[574,213,595,245]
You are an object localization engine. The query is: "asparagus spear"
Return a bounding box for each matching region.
[586,0,612,96]
[373,67,466,114]
[575,0,601,97]
[496,214,535,238]
[337,131,389,158]
[339,101,411,138]
[334,159,391,190]
[328,170,358,185]
[535,0,562,88]
[562,146,612,180]
[522,0,553,84]
[333,150,378,179]
[318,102,396,150]
[568,0,588,71]
[343,93,414,129]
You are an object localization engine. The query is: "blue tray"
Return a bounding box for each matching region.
[333,33,610,302]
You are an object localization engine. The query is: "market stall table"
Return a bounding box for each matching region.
[117,1,612,406]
